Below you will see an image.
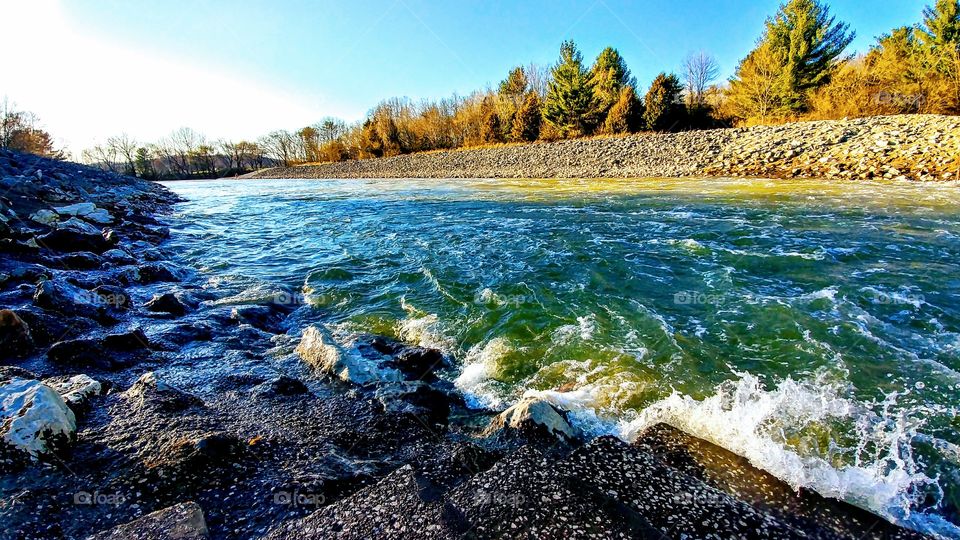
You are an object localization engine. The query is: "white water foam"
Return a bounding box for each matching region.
[522,372,958,538]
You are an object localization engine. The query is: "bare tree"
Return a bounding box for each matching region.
[258,130,296,167]
[683,51,721,108]
[107,134,138,176]
[525,63,550,97]
[81,144,120,173]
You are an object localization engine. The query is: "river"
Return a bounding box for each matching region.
[162,177,960,537]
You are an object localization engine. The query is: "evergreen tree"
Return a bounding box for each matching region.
[923,0,960,47]
[643,73,684,131]
[589,47,635,116]
[499,67,530,105]
[603,86,642,134]
[480,104,503,144]
[544,40,599,137]
[511,92,543,142]
[134,147,156,179]
[728,0,854,119]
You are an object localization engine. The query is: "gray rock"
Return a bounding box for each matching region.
[88,501,209,540]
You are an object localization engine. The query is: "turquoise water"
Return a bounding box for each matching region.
[163,177,960,537]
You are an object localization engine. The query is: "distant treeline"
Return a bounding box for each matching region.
[4,0,956,178]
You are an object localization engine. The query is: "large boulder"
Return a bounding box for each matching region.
[295,326,401,385]
[485,397,576,440]
[0,377,76,456]
[0,309,34,359]
[54,202,113,225]
[44,374,103,411]
[88,501,209,540]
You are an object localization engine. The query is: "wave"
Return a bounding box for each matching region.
[522,372,958,538]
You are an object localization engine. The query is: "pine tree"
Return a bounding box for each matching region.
[544,40,599,137]
[923,0,960,47]
[727,0,854,119]
[603,86,642,134]
[589,47,635,116]
[511,92,543,141]
[643,73,684,131]
[499,67,530,105]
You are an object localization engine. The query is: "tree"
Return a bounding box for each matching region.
[135,147,157,179]
[683,51,721,109]
[510,92,543,142]
[923,0,960,47]
[727,0,854,120]
[643,73,684,131]
[0,98,64,159]
[544,40,599,137]
[499,67,529,106]
[589,47,634,116]
[603,86,642,134]
[107,134,138,176]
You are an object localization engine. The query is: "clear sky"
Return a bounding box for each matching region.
[0,0,929,155]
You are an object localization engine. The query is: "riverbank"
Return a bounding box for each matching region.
[251,114,960,181]
[0,149,935,539]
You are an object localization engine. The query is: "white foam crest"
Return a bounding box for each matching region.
[396,297,456,353]
[552,314,597,345]
[525,372,952,537]
[454,337,513,409]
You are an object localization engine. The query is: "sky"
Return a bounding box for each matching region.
[0,0,930,156]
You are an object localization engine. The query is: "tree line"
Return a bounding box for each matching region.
[7,0,957,178]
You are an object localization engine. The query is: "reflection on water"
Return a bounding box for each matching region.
[163,177,960,537]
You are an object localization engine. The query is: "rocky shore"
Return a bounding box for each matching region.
[0,148,931,539]
[251,114,960,182]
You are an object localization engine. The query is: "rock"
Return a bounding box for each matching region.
[103,328,149,350]
[138,262,181,283]
[101,248,136,265]
[295,326,401,385]
[57,216,101,235]
[256,375,309,397]
[0,377,76,456]
[123,372,203,412]
[47,338,107,368]
[36,228,110,253]
[88,501,209,540]
[44,374,102,410]
[33,278,100,317]
[485,397,576,440]
[54,202,112,224]
[0,309,34,359]
[53,251,103,270]
[29,209,59,226]
[229,304,288,333]
[151,432,245,474]
[90,284,130,309]
[390,346,447,380]
[144,292,188,316]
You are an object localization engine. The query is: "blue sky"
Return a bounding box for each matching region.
[1,0,930,152]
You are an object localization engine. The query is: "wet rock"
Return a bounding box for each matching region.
[36,227,111,253]
[123,372,203,412]
[88,501,209,540]
[33,278,100,316]
[52,251,103,270]
[150,432,246,475]
[397,383,451,426]
[144,292,188,316]
[44,374,103,411]
[296,326,401,385]
[101,248,136,265]
[138,262,181,283]
[0,377,76,456]
[0,309,34,359]
[47,338,107,368]
[256,375,309,397]
[58,216,101,235]
[485,397,576,440]
[0,366,38,380]
[390,346,447,380]
[14,308,99,347]
[103,328,150,351]
[229,304,288,333]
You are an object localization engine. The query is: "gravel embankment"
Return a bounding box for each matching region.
[252,115,960,181]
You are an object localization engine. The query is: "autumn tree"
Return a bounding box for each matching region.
[510,92,543,142]
[603,86,642,134]
[0,98,64,159]
[644,73,684,131]
[544,40,599,137]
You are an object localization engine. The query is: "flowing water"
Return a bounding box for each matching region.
[162,177,960,537]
